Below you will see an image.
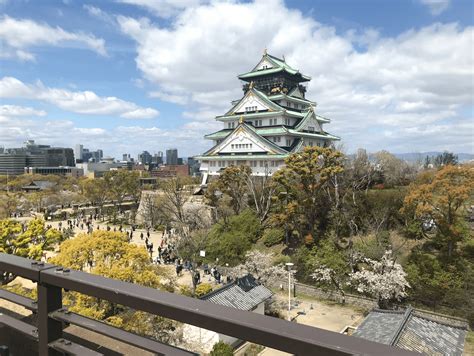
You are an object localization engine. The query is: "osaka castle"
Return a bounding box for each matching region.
[196,51,339,183]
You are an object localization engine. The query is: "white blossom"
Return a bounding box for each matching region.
[232,250,289,286]
[350,250,410,305]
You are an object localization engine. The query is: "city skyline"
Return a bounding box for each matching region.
[0,0,473,158]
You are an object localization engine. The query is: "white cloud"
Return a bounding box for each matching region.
[0,105,46,117]
[149,91,188,105]
[0,77,159,119]
[419,0,451,15]
[117,0,473,153]
[116,0,206,18]
[120,108,159,119]
[0,15,107,61]
[83,4,115,25]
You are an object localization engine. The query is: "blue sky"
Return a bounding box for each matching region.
[0,0,472,159]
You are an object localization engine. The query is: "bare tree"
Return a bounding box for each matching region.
[245,167,276,224]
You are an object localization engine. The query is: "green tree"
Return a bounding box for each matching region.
[434,151,458,167]
[309,238,351,301]
[0,218,61,284]
[206,209,262,265]
[405,251,463,310]
[272,146,344,244]
[210,341,233,356]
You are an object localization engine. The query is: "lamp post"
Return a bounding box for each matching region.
[285,262,294,321]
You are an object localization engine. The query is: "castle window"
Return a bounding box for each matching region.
[308,126,315,132]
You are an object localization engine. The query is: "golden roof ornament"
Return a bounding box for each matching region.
[249,81,255,89]
[239,116,244,124]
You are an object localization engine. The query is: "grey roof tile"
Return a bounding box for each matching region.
[201,275,273,311]
[353,308,468,356]
[352,310,405,345]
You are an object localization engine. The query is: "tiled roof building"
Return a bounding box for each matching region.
[353,307,468,355]
[196,51,339,183]
[201,274,273,311]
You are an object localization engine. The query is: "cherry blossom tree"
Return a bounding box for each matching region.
[312,250,410,308]
[231,250,288,286]
[311,266,347,303]
[350,250,410,308]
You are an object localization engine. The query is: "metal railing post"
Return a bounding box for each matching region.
[38,282,62,356]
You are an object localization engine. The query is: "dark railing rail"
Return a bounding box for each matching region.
[0,253,419,355]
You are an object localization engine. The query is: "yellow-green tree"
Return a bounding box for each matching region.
[80,178,109,214]
[0,218,61,284]
[0,193,20,218]
[50,230,177,341]
[402,165,474,258]
[272,146,344,243]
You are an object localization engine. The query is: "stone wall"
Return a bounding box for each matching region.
[271,279,378,310]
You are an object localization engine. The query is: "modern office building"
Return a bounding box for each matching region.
[0,140,75,175]
[75,144,84,162]
[138,151,153,164]
[166,149,178,165]
[152,152,163,165]
[25,166,83,178]
[0,152,27,175]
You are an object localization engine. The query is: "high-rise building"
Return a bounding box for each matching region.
[152,152,163,165]
[0,140,75,175]
[196,52,339,182]
[0,152,27,175]
[122,153,131,162]
[138,151,152,164]
[81,147,103,162]
[75,144,83,162]
[166,149,178,165]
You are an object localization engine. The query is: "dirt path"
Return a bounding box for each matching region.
[259,292,365,356]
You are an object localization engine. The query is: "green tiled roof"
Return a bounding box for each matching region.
[224,87,281,116]
[316,114,331,123]
[238,53,311,81]
[287,129,340,140]
[205,125,339,141]
[216,110,283,121]
[268,93,316,105]
[203,121,289,156]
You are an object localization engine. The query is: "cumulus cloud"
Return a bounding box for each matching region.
[117,0,473,153]
[0,77,159,119]
[419,0,451,15]
[0,15,107,61]
[0,105,46,117]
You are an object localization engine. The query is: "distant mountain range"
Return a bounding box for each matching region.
[393,152,474,163]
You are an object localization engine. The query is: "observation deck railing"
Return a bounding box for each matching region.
[0,253,418,355]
